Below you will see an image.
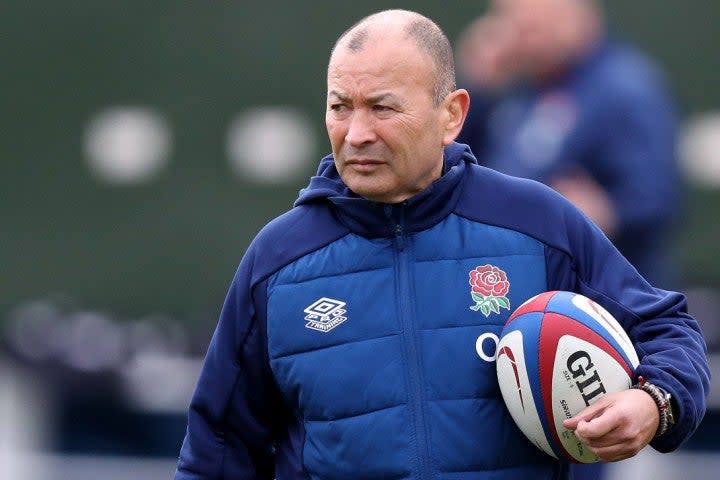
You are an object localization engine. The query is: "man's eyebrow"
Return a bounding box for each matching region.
[327,90,350,102]
[327,91,400,105]
[366,93,399,104]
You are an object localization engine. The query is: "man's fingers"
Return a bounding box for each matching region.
[573,414,618,443]
[574,419,621,446]
[563,397,610,429]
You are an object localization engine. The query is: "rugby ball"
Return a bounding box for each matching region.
[496,291,639,463]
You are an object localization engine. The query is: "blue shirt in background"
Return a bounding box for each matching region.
[458,38,682,289]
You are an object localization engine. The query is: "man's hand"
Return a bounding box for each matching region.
[563,389,660,462]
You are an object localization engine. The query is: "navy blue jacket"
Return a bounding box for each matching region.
[175,143,708,479]
[458,38,682,288]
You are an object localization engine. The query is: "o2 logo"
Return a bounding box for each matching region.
[475,332,500,362]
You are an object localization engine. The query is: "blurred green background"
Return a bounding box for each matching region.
[3,0,720,323]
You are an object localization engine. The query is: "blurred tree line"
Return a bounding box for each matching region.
[2,1,719,324]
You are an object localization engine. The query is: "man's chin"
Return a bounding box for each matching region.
[346,182,392,203]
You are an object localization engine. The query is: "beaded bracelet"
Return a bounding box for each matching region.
[631,376,675,437]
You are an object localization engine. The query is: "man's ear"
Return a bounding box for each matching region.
[441,88,470,146]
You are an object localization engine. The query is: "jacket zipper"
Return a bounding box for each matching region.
[387,203,432,479]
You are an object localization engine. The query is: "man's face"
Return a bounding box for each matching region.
[325,33,448,204]
[495,0,584,78]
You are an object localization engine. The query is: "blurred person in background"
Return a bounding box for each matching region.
[175,9,708,480]
[457,1,684,478]
[457,0,682,294]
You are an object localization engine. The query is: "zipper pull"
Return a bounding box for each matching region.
[394,223,405,250]
[394,201,407,250]
[384,202,406,250]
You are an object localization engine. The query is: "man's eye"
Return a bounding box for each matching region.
[330,104,347,112]
[373,105,393,112]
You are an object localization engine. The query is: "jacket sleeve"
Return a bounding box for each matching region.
[548,197,711,453]
[175,245,283,479]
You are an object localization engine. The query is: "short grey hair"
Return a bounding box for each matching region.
[332,10,457,106]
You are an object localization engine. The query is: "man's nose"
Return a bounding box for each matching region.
[345,110,376,146]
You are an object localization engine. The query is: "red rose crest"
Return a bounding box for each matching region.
[469,264,511,316]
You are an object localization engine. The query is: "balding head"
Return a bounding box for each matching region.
[331,10,456,106]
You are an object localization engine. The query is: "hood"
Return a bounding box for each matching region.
[294,142,478,237]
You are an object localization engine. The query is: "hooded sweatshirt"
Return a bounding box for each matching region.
[176,142,709,480]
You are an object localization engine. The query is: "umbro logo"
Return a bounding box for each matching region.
[304,297,347,333]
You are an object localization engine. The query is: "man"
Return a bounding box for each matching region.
[457,0,682,289]
[175,9,708,479]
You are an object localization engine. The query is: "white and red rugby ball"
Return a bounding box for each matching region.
[496,291,639,463]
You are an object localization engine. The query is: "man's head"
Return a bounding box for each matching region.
[326,9,469,204]
[492,0,602,80]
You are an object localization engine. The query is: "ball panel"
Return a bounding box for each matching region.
[496,329,557,459]
[570,294,640,368]
[551,358,599,462]
[539,313,635,380]
[536,314,564,459]
[507,291,557,324]
[510,312,550,452]
[543,292,639,370]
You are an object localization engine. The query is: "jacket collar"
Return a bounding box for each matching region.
[295,142,478,237]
